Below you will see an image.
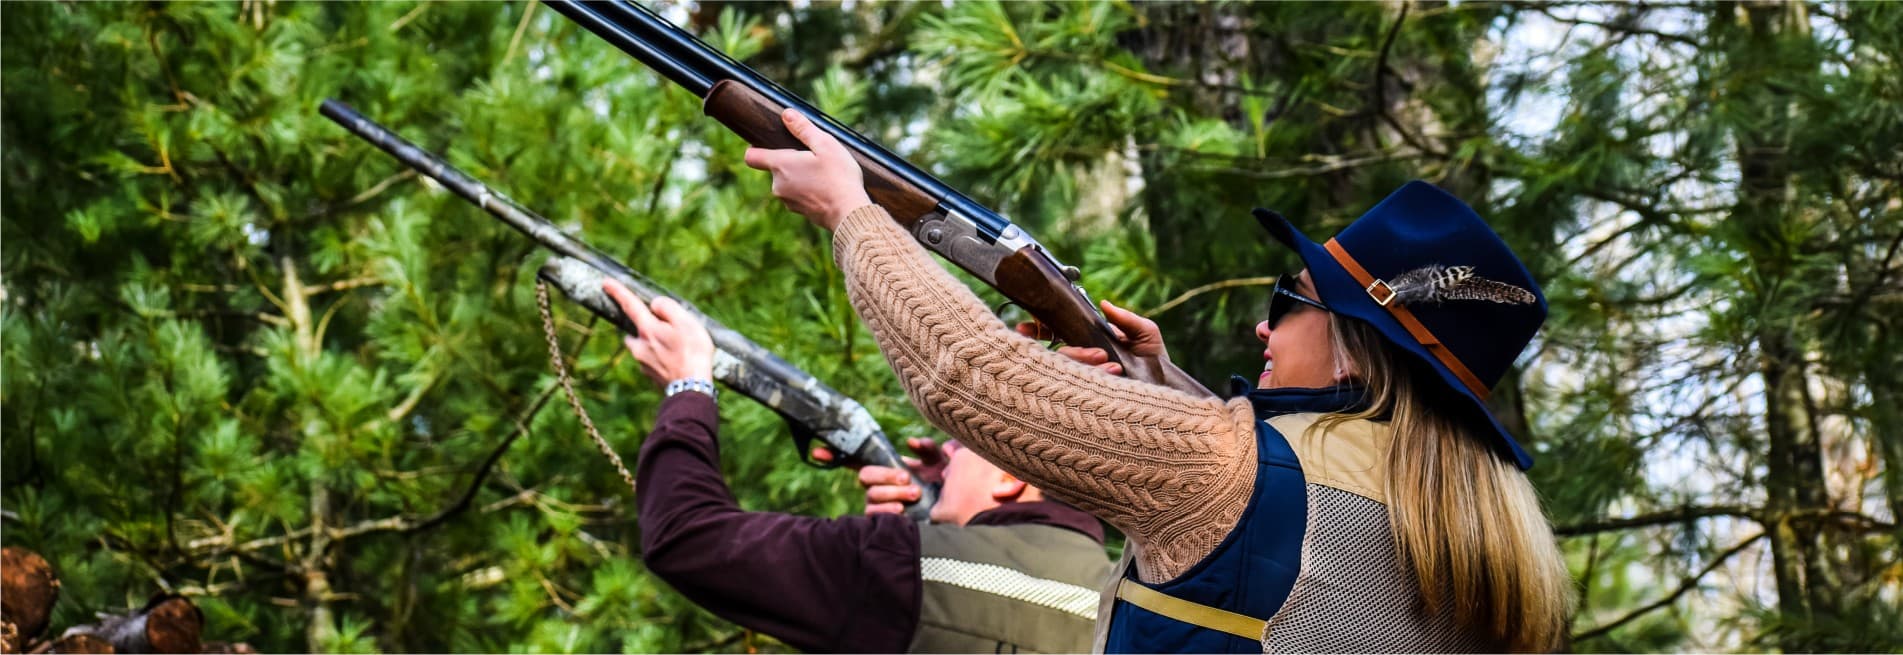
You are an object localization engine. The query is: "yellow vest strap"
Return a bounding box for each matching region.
[1114,578,1267,642]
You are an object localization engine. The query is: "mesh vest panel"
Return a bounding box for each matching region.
[1261,485,1483,653]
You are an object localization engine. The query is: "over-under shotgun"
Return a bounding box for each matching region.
[546,0,1212,397]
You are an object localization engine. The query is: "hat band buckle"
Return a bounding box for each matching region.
[1365,279,1397,306]
[1323,239,1490,400]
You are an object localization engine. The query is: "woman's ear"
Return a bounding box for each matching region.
[990,474,1028,502]
[1328,322,1358,383]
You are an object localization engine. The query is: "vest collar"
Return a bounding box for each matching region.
[966,500,1106,544]
[1227,376,1372,419]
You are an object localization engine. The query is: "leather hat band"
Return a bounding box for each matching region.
[1323,239,1491,400]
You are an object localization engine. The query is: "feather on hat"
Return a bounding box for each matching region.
[1384,265,1537,306]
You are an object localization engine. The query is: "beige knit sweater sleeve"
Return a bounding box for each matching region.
[831,205,1261,583]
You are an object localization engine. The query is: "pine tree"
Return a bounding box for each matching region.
[5,1,1897,652]
[3,2,931,651]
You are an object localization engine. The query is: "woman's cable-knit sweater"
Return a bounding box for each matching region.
[832,204,1261,583]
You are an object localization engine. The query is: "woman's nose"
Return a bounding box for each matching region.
[1255,320,1273,343]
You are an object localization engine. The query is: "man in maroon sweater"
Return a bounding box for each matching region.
[606,281,1115,653]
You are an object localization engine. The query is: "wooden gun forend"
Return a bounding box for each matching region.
[702,81,940,225]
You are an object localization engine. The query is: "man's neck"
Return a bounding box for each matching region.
[965,500,1105,543]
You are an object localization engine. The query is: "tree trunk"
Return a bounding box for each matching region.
[1723,3,1844,646]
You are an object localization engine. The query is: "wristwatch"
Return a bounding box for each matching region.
[664,377,717,400]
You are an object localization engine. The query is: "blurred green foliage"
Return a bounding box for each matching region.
[3,1,1898,652]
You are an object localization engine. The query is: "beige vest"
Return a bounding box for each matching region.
[909,522,1115,653]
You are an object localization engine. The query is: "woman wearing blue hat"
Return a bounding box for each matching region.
[744,109,1572,653]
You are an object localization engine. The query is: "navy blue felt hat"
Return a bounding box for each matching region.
[1253,181,1545,470]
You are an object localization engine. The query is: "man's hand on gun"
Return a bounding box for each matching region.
[602,280,715,388]
[813,437,953,516]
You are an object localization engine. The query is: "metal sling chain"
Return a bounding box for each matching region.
[535,279,639,497]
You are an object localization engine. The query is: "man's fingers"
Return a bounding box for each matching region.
[905,437,940,458]
[865,484,921,505]
[859,466,911,487]
[648,297,699,330]
[810,447,836,464]
[1099,362,1124,375]
[601,281,646,335]
[864,502,906,516]
[625,335,655,364]
[607,284,662,337]
[780,109,846,158]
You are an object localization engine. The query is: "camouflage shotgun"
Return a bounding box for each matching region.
[319,99,934,520]
[545,0,1214,398]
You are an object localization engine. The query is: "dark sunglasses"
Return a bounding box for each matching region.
[1268,274,1331,328]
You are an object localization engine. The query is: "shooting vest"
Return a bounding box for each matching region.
[909,522,1114,653]
[1093,382,1482,653]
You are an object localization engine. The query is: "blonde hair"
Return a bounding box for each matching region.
[1319,317,1574,652]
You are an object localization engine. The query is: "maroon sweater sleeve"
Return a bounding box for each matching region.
[636,392,922,653]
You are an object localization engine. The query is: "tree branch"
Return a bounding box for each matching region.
[1527,4,1703,48]
[302,276,383,297]
[1555,505,1759,537]
[1368,2,1446,159]
[1571,532,1765,643]
[1184,150,1424,180]
[1144,276,1279,317]
[185,380,561,560]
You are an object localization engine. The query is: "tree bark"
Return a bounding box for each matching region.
[1723,3,1844,645]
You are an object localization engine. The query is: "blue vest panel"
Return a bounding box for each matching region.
[1102,383,1368,653]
